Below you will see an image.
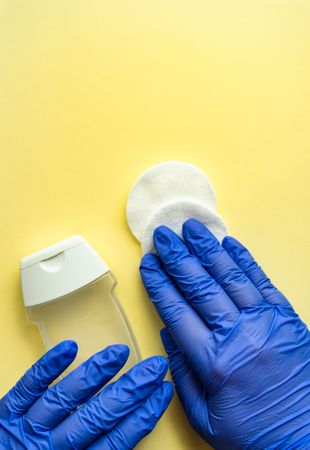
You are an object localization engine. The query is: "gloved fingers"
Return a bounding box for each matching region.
[87,381,174,450]
[153,226,239,330]
[161,328,212,435]
[140,253,214,375]
[50,356,169,449]
[182,219,265,308]
[222,236,291,306]
[0,340,77,419]
[23,345,129,431]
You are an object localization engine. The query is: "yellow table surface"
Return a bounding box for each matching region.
[1,1,309,448]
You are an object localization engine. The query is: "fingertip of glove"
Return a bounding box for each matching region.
[222,235,238,250]
[182,218,206,237]
[154,225,172,239]
[154,355,169,372]
[149,381,174,416]
[105,344,130,360]
[141,355,169,376]
[183,218,222,248]
[35,340,78,379]
[153,226,183,252]
[156,381,174,406]
[139,252,160,270]
[86,344,130,375]
[57,339,78,358]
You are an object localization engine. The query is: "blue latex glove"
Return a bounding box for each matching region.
[0,341,173,449]
[140,219,310,450]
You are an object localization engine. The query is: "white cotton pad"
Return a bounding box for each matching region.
[127,161,216,241]
[141,198,227,255]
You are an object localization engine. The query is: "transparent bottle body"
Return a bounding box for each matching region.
[26,272,140,375]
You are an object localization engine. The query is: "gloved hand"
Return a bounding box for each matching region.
[140,218,310,450]
[0,341,173,449]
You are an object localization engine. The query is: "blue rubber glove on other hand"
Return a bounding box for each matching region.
[140,219,310,450]
[0,342,173,449]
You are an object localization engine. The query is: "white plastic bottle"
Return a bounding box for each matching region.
[20,235,140,374]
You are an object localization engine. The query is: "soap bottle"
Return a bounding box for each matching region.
[20,235,140,374]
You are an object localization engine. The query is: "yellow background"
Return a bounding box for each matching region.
[1,1,309,449]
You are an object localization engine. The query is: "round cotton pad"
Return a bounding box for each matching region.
[141,198,227,255]
[127,161,216,241]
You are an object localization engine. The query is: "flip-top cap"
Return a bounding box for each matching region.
[20,235,109,307]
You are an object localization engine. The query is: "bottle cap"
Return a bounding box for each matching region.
[20,235,110,307]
